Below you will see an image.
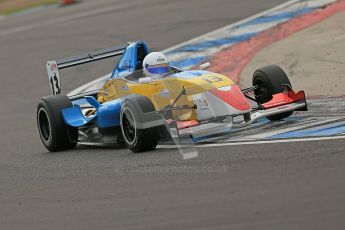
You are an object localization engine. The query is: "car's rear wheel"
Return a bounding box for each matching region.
[253,64,293,121]
[37,95,77,152]
[120,95,160,153]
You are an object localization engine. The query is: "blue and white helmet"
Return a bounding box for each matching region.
[143,52,170,77]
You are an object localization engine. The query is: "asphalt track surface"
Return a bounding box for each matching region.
[0,0,345,229]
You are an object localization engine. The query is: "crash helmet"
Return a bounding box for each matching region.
[142,52,170,77]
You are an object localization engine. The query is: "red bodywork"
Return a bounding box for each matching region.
[262,88,306,110]
[210,85,251,111]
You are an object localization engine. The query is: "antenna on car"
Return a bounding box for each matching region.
[199,62,211,70]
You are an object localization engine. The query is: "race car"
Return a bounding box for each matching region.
[37,40,307,153]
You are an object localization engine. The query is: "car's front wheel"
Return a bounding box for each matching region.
[37,95,77,152]
[253,65,293,121]
[120,95,160,153]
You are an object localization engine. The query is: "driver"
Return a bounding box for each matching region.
[142,52,170,80]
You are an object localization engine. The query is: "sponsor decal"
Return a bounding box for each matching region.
[51,63,58,71]
[198,99,209,111]
[157,57,166,62]
[160,89,170,97]
[121,84,129,91]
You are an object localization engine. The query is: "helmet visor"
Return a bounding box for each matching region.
[146,63,169,74]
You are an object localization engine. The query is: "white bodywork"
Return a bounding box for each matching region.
[193,90,251,121]
[46,61,61,95]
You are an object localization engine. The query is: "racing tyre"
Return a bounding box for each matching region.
[37,95,77,152]
[120,95,160,153]
[253,64,293,121]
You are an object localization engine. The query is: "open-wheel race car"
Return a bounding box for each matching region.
[37,41,307,153]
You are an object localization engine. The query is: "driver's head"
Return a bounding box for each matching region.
[143,52,169,77]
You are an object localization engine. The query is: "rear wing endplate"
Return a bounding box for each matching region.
[46,44,127,95]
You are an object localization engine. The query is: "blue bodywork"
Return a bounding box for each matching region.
[64,96,122,129]
[62,41,150,129]
[111,41,150,78]
[63,97,123,129]
[172,70,209,79]
[96,99,123,128]
[62,105,94,127]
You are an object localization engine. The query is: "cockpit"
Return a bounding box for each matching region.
[111,41,180,83]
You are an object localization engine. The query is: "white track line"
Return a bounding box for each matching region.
[231,117,342,140]
[201,135,345,147]
[157,135,345,149]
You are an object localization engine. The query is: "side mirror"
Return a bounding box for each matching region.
[199,62,211,70]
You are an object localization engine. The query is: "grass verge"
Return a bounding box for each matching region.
[0,0,59,15]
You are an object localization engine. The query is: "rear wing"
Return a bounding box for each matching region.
[46,44,128,95]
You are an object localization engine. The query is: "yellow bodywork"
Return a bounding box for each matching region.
[97,72,235,121]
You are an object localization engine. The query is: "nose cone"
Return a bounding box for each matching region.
[210,85,251,112]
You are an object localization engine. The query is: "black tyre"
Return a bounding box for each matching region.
[253,64,293,121]
[37,95,77,152]
[120,95,160,153]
